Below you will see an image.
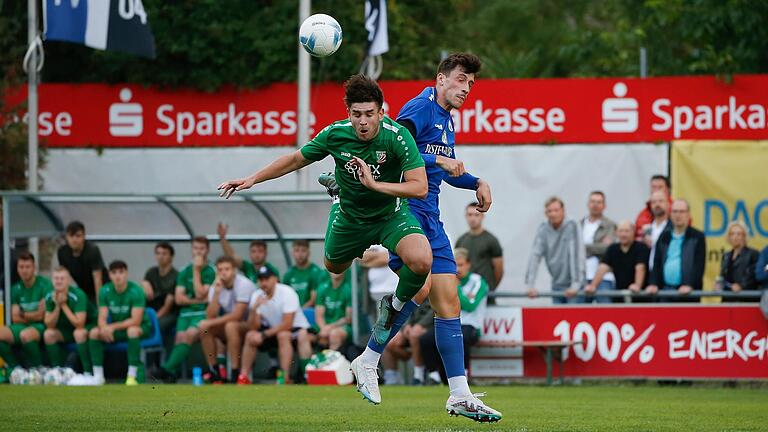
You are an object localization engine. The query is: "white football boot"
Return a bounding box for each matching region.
[350,356,381,405]
[446,392,503,423]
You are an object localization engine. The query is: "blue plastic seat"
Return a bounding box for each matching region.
[104,307,165,363]
[303,307,316,328]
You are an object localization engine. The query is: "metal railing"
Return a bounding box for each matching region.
[488,289,764,301]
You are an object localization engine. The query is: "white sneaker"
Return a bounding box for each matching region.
[67,373,105,386]
[446,393,503,423]
[350,356,381,405]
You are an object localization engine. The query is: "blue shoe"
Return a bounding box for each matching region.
[318,172,339,197]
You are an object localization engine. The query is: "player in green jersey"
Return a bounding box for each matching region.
[0,252,51,369]
[43,267,98,374]
[283,239,329,307]
[155,236,216,382]
[88,260,150,385]
[314,270,352,351]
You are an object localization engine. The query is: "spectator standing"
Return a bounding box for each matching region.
[420,248,486,384]
[88,260,150,386]
[756,246,768,290]
[456,203,503,303]
[587,221,650,302]
[644,190,671,271]
[635,175,672,240]
[141,242,178,337]
[525,197,585,304]
[57,221,107,304]
[238,266,313,384]
[199,256,256,383]
[716,221,759,300]
[217,222,280,282]
[0,252,51,369]
[155,237,215,382]
[647,200,706,302]
[580,191,616,304]
[283,240,329,308]
[43,267,97,374]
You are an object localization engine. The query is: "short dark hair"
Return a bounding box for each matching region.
[192,236,210,248]
[155,241,175,256]
[589,191,605,200]
[17,251,35,262]
[343,74,384,109]
[215,255,237,267]
[437,53,482,77]
[293,239,310,248]
[466,202,479,209]
[651,175,670,189]
[65,221,85,235]
[108,260,128,271]
[250,240,267,250]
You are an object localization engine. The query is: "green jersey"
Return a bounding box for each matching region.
[98,281,149,328]
[284,263,329,305]
[300,116,425,222]
[458,273,489,333]
[11,276,52,321]
[176,263,216,317]
[316,272,352,325]
[45,286,98,329]
[241,260,280,283]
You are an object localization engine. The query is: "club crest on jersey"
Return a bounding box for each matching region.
[441,130,448,144]
[376,151,387,163]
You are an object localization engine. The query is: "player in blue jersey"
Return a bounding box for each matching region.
[320,54,501,423]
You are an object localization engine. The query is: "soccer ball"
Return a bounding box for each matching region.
[299,14,342,57]
[43,368,63,385]
[60,367,76,384]
[27,368,43,385]
[9,367,27,385]
[306,349,353,385]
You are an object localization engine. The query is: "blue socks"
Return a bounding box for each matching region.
[434,317,465,379]
[367,299,418,354]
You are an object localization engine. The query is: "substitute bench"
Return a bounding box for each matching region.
[476,340,583,385]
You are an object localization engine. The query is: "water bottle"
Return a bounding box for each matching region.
[276,369,285,385]
[192,367,203,386]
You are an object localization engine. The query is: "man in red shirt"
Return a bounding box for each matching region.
[635,175,673,240]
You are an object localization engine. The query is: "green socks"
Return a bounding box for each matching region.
[45,343,65,367]
[394,264,428,303]
[76,342,92,373]
[89,338,105,367]
[22,342,43,367]
[127,337,141,366]
[0,341,18,368]
[162,343,190,373]
[299,358,310,376]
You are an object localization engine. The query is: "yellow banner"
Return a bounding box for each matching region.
[671,140,768,302]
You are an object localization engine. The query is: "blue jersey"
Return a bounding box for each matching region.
[396,87,478,218]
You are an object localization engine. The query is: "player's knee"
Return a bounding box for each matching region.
[20,328,40,343]
[245,331,262,346]
[174,332,187,344]
[324,259,350,274]
[276,331,291,343]
[127,326,142,339]
[43,329,57,344]
[406,255,432,275]
[0,327,11,342]
[186,328,199,341]
[73,328,88,343]
[224,321,239,336]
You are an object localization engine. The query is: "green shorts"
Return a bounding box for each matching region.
[324,204,425,264]
[55,324,95,343]
[112,326,152,341]
[8,323,46,343]
[176,313,205,332]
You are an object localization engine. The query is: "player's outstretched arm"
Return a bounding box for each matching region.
[218,150,313,199]
[351,156,427,199]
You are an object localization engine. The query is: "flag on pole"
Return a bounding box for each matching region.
[43,0,156,58]
[365,0,388,57]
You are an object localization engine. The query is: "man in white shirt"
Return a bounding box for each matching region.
[199,255,256,383]
[237,266,312,384]
[580,191,616,303]
[644,190,670,271]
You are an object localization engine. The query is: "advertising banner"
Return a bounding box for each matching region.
[7,74,768,147]
[477,305,768,379]
[671,140,768,293]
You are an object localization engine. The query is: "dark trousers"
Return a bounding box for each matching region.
[420,324,479,383]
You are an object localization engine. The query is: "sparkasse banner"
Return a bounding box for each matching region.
[7,74,768,147]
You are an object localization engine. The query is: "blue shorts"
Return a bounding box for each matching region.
[389,210,457,275]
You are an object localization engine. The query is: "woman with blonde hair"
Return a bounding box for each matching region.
[717,221,759,299]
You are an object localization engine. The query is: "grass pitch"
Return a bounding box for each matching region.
[0,383,766,431]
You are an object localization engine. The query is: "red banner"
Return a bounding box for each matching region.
[6,74,768,147]
[521,305,768,379]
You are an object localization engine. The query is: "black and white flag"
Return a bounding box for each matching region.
[43,0,156,58]
[365,0,389,57]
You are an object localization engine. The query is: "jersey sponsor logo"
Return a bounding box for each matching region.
[424,143,453,157]
[376,151,387,163]
[344,160,382,180]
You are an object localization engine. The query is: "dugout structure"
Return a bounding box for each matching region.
[0,191,363,341]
